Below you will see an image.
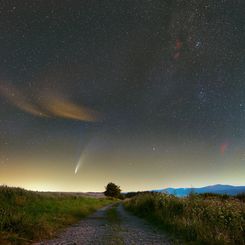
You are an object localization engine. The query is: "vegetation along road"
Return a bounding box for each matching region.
[36,204,172,245]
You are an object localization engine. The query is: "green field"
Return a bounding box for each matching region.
[0,186,113,244]
[124,192,245,244]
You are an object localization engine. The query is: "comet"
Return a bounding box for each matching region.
[75,152,84,175]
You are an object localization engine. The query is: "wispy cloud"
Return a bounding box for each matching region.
[0,82,103,122]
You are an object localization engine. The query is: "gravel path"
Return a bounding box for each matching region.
[117,204,172,245]
[35,204,173,245]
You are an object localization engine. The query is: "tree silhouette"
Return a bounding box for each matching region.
[104,182,121,198]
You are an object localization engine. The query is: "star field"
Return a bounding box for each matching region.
[0,0,244,191]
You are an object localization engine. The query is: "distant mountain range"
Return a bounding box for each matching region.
[153,184,245,197]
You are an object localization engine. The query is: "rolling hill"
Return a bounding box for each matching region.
[154,184,245,197]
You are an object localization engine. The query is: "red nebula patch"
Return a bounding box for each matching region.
[175,39,182,50]
[220,142,229,155]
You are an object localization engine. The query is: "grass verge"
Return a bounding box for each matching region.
[0,185,114,244]
[106,204,124,244]
[124,192,245,245]
[106,204,121,224]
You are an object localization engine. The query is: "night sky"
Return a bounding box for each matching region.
[0,1,244,192]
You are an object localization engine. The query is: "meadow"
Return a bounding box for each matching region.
[124,192,245,244]
[0,186,113,244]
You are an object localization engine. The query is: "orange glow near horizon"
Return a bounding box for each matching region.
[1,137,244,192]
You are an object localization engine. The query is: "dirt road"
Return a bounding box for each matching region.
[35,204,173,245]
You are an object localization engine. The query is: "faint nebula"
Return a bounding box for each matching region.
[220,142,229,155]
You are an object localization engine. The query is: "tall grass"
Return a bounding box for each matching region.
[0,186,113,244]
[124,192,245,244]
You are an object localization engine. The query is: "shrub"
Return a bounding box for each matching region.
[124,192,245,244]
[236,192,245,202]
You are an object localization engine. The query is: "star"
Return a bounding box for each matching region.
[195,41,202,48]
